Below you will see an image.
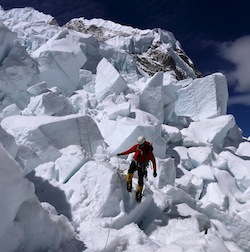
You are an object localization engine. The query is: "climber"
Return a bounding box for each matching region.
[117,136,157,202]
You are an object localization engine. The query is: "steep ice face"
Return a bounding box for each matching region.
[95,57,128,100]
[0,143,75,252]
[31,29,87,95]
[0,23,39,110]
[1,114,104,174]
[175,73,229,121]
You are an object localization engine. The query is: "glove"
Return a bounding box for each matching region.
[153,170,157,177]
[117,153,122,156]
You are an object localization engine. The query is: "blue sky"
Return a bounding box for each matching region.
[1,0,250,136]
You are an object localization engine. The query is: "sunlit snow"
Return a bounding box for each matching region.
[0,5,250,252]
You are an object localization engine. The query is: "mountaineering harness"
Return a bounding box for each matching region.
[117,138,156,203]
[127,144,151,202]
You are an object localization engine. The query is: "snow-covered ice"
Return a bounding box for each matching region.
[0,5,249,252]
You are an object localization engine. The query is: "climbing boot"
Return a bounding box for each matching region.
[136,185,143,202]
[126,173,133,192]
[127,181,132,192]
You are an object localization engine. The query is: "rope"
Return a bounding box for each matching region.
[102,157,170,250]
[116,158,170,211]
[115,157,124,181]
[103,223,111,251]
[103,157,122,251]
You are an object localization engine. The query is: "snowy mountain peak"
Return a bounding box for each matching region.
[65,17,152,38]
[0,6,57,25]
[65,17,201,78]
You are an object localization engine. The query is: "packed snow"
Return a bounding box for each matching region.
[0,5,250,252]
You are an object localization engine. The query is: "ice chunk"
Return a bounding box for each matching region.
[173,146,193,170]
[0,23,38,110]
[98,117,166,158]
[200,182,227,208]
[219,150,250,191]
[187,146,215,168]
[0,143,74,251]
[139,72,164,122]
[161,124,182,143]
[70,89,97,114]
[32,29,87,95]
[236,141,250,158]
[95,58,128,100]
[176,171,203,200]
[155,158,176,188]
[78,69,93,89]
[25,91,76,116]
[175,73,228,121]
[55,145,89,183]
[181,115,236,151]
[27,81,49,95]
[190,165,216,182]
[0,126,17,158]
[64,160,123,220]
[1,114,104,174]
[102,98,131,120]
[1,104,21,119]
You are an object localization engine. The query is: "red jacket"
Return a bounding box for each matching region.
[120,141,156,171]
